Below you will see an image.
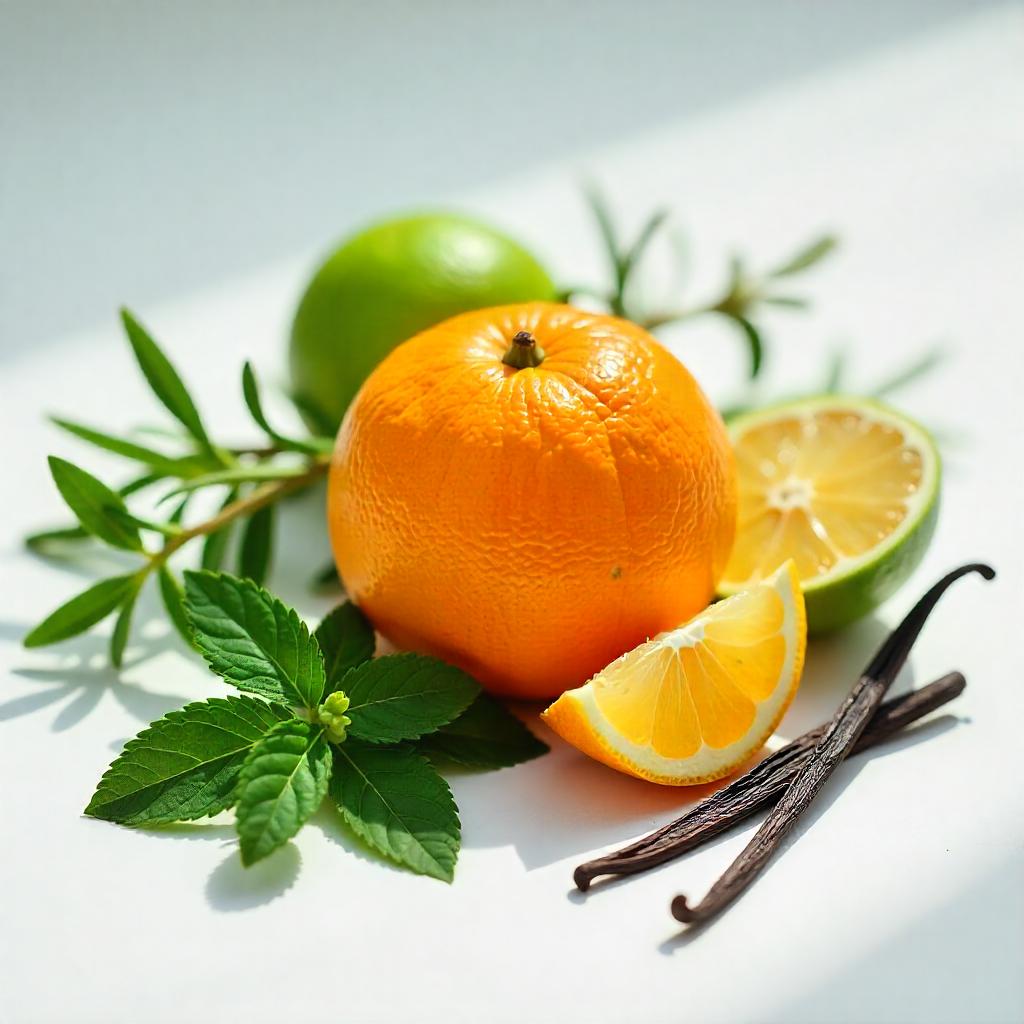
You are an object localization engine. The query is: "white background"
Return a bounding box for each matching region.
[2,4,1023,1023]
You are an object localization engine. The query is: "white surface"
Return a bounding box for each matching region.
[0,0,971,358]
[2,8,1024,1024]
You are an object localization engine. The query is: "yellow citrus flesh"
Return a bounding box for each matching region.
[541,562,806,785]
[721,399,936,591]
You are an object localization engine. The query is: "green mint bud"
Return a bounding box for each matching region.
[318,691,352,743]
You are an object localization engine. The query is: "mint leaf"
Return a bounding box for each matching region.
[120,308,212,450]
[183,570,326,710]
[24,574,138,648]
[416,694,549,769]
[331,740,460,881]
[86,696,292,825]
[157,567,193,647]
[48,456,142,551]
[315,601,375,693]
[235,719,331,866]
[342,654,479,743]
[237,505,274,585]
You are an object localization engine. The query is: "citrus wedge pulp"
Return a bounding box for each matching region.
[541,562,806,785]
[719,396,941,632]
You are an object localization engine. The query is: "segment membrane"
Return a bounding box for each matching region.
[592,583,785,756]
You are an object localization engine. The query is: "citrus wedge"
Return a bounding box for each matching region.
[541,562,805,785]
[719,396,941,632]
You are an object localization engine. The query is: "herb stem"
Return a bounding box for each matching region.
[150,456,330,569]
[670,562,994,928]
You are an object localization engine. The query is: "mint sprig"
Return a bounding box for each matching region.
[86,572,549,880]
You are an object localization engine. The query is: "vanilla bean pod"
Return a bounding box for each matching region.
[574,669,965,892]
[671,562,994,927]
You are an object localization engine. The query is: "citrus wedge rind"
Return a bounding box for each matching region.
[719,396,941,632]
[541,562,806,786]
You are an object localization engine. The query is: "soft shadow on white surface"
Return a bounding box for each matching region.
[568,712,964,907]
[775,852,1024,1024]
[4,635,190,730]
[654,712,965,954]
[477,702,964,878]
[206,843,301,912]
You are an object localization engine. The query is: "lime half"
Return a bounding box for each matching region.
[719,395,941,632]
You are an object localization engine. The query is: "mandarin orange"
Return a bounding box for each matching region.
[327,303,736,699]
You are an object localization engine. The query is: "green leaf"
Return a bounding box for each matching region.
[237,505,274,585]
[823,349,847,393]
[25,475,165,555]
[870,346,947,399]
[24,574,138,648]
[119,472,167,497]
[289,390,337,438]
[162,463,309,498]
[167,493,191,525]
[120,308,212,450]
[315,602,375,693]
[85,696,292,826]
[183,570,327,710]
[157,567,193,647]
[107,507,181,538]
[733,316,765,379]
[109,584,141,668]
[416,695,549,769]
[761,295,810,309]
[242,363,333,456]
[201,486,239,571]
[47,456,143,551]
[620,207,670,290]
[235,719,331,866]
[25,525,90,552]
[584,183,622,269]
[331,740,460,881]
[769,234,838,278]
[311,559,342,592]
[49,417,207,476]
[342,654,479,743]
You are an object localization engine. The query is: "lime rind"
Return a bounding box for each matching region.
[718,395,942,633]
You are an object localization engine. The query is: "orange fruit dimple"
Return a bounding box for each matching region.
[327,303,737,699]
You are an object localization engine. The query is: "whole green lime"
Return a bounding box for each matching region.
[289,212,557,431]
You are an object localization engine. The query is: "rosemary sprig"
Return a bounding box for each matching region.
[571,187,837,378]
[24,309,334,665]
